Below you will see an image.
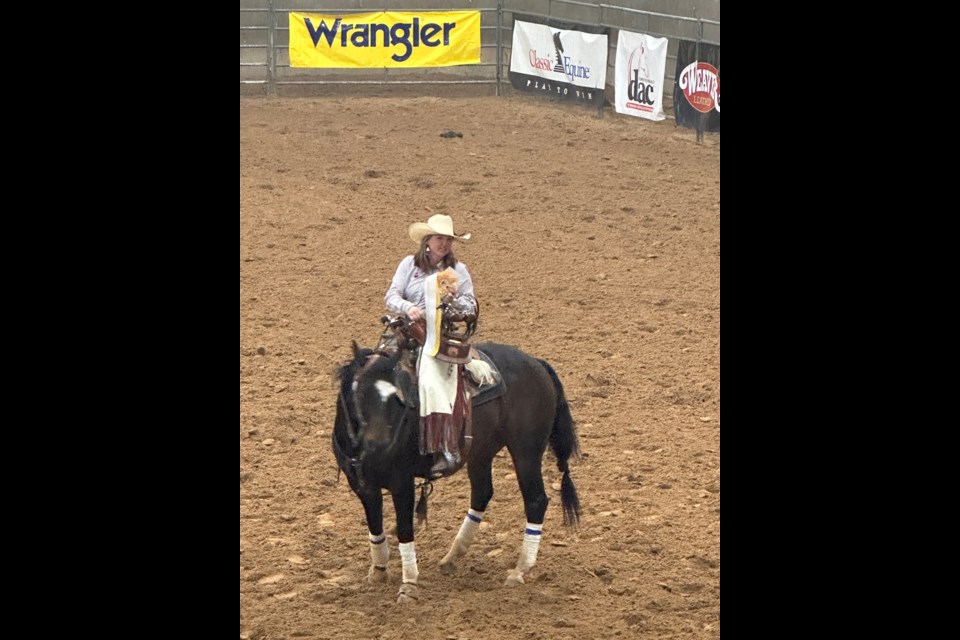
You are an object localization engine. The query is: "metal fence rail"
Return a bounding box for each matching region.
[240,1,720,99]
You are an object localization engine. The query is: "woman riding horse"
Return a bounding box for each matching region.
[384,213,476,477]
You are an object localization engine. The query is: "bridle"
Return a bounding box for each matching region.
[335,350,415,488]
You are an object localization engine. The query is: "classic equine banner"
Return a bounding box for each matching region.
[289,11,480,68]
[508,14,609,106]
[614,30,669,121]
[673,40,720,132]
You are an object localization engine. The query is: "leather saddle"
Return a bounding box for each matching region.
[379,316,506,410]
[391,345,505,411]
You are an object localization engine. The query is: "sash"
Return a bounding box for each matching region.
[422,273,443,358]
[418,273,458,418]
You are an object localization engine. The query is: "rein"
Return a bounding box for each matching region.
[338,389,361,449]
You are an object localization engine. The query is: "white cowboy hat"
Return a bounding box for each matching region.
[408,214,472,244]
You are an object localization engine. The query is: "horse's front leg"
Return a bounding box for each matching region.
[358,489,390,584]
[439,460,494,575]
[392,480,420,604]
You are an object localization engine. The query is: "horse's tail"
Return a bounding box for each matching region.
[537,358,582,527]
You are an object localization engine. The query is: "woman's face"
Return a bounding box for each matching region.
[426,235,453,262]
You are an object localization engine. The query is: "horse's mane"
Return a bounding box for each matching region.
[363,349,402,378]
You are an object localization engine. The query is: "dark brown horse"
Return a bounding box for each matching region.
[333,340,581,603]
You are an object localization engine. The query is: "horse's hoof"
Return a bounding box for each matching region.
[366,566,389,584]
[439,559,457,576]
[396,582,419,604]
[504,570,525,586]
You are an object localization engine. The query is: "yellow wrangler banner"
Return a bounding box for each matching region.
[289,11,481,68]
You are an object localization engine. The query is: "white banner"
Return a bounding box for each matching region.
[509,19,607,88]
[614,30,668,121]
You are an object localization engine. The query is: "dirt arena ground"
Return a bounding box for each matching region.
[240,90,720,639]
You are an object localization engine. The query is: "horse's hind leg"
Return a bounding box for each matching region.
[505,453,550,586]
[358,490,390,584]
[439,460,495,575]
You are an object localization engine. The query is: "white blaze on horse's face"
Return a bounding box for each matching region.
[374,380,398,402]
[360,379,399,446]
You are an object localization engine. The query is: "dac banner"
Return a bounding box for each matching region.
[289,11,480,68]
[614,31,668,121]
[508,14,608,106]
[673,40,720,132]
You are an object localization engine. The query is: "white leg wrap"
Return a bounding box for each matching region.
[516,522,543,573]
[452,509,484,554]
[369,533,389,568]
[399,541,419,584]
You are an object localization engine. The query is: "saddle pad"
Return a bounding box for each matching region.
[470,348,507,407]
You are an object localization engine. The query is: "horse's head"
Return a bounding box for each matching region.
[335,343,411,456]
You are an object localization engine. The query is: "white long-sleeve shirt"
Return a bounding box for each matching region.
[385,256,477,317]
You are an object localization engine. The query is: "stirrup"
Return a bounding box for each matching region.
[430,451,460,478]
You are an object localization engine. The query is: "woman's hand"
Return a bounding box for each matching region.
[406,306,423,321]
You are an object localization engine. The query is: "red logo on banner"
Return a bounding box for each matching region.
[678,61,720,113]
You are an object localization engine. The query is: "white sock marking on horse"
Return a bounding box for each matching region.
[369,532,389,568]
[373,380,397,402]
[517,522,543,573]
[399,541,419,584]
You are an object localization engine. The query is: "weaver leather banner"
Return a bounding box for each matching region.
[289,11,481,68]
[508,14,608,106]
[614,30,668,121]
[673,40,720,132]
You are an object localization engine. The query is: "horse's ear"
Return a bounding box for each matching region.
[351,340,361,359]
